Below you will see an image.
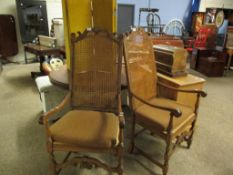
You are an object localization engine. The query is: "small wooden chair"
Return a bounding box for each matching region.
[123,29,207,175]
[43,28,124,175]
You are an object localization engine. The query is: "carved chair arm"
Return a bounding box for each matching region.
[130,91,182,118]
[42,92,71,125]
[158,81,207,97]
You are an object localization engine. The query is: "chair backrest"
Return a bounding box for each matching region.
[124,29,157,109]
[70,29,122,114]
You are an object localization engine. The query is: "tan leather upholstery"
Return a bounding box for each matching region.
[50,110,119,149]
[135,98,195,138]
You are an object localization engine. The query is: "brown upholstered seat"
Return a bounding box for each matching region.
[135,98,195,137]
[50,110,119,148]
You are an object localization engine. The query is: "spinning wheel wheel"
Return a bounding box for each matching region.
[163,19,185,36]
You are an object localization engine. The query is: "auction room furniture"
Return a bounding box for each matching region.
[152,35,184,48]
[35,75,68,118]
[49,65,69,89]
[157,73,205,110]
[0,15,18,59]
[43,29,124,175]
[192,48,226,77]
[24,43,65,77]
[153,44,188,77]
[123,29,206,175]
[226,47,233,72]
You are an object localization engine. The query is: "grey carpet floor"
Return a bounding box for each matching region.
[0,63,233,175]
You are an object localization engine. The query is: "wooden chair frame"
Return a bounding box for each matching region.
[123,29,207,175]
[42,28,125,175]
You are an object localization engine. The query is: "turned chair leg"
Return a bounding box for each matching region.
[129,115,136,153]
[163,135,172,175]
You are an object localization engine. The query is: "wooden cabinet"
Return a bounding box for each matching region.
[0,15,18,58]
[157,73,205,110]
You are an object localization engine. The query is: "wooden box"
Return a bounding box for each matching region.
[152,37,184,47]
[157,73,205,110]
[191,48,212,69]
[197,57,225,77]
[38,35,56,48]
[153,44,188,77]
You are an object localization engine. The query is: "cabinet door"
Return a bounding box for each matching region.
[0,15,18,57]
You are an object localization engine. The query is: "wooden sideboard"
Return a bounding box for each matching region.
[157,73,206,110]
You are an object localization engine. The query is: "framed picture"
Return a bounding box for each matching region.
[191,12,205,35]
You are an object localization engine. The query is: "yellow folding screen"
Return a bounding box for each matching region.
[62,0,117,68]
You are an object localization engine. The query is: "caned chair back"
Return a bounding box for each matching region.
[124,29,157,109]
[70,29,122,113]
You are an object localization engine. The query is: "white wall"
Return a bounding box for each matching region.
[46,0,63,31]
[199,0,233,11]
[0,0,63,61]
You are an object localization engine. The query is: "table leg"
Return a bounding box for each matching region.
[24,50,28,64]
[227,53,232,71]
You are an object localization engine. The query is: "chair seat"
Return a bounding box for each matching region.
[50,110,120,149]
[135,98,195,137]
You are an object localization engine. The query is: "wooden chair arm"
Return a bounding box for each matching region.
[42,92,71,125]
[158,81,207,97]
[130,92,182,118]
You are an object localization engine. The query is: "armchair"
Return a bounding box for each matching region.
[43,29,124,175]
[123,29,206,175]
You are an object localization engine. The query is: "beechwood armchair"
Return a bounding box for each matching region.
[123,29,207,175]
[42,28,124,175]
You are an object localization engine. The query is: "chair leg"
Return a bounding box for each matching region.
[187,132,194,149]
[117,130,124,175]
[48,147,58,175]
[186,121,197,149]
[128,114,136,153]
[163,136,172,175]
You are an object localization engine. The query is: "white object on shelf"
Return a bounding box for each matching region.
[53,19,64,47]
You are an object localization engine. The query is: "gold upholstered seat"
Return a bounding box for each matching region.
[43,29,124,175]
[123,29,207,175]
[50,110,120,149]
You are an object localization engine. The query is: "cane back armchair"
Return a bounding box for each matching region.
[42,28,124,175]
[123,29,207,175]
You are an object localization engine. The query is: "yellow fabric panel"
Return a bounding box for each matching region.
[62,0,117,68]
[62,0,92,68]
[92,0,117,32]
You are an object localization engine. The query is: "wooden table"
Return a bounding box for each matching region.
[24,43,64,64]
[24,43,65,77]
[49,65,69,89]
[157,73,206,110]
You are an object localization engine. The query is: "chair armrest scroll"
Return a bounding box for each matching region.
[130,92,182,117]
[158,81,207,97]
[42,92,71,124]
